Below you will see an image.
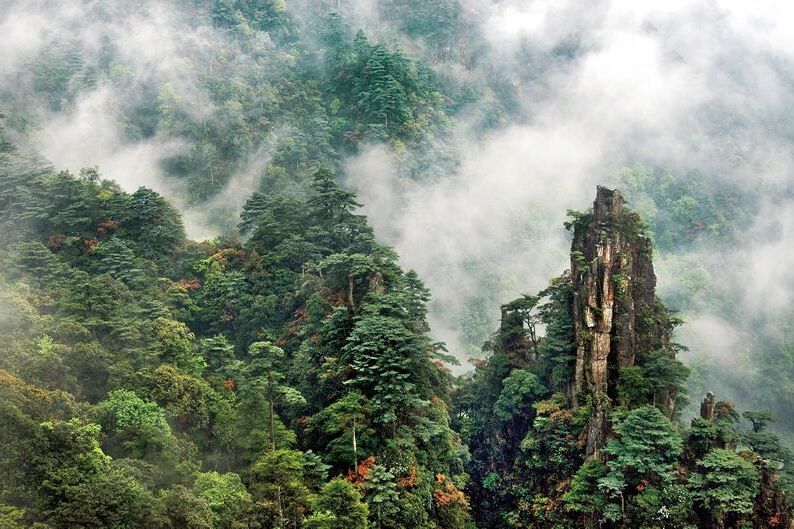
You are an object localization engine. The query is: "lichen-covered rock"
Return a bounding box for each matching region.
[570,186,676,456]
[700,391,716,421]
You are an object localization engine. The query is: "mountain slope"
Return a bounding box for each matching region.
[456,187,792,529]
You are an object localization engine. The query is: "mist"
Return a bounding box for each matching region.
[0,0,282,238]
[2,0,794,424]
[342,0,794,425]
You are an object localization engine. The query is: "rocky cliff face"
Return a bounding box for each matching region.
[464,186,793,529]
[570,186,676,456]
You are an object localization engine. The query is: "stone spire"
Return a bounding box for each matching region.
[700,391,716,421]
[571,187,673,457]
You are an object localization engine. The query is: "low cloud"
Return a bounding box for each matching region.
[3,0,794,420]
[344,0,794,414]
[34,85,185,195]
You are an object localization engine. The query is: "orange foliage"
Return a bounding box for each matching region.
[550,409,573,423]
[175,279,201,290]
[431,395,447,408]
[0,369,77,417]
[96,219,119,235]
[535,496,560,513]
[471,358,488,370]
[47,234,66,251]
[325,294,347,307]
[433,474,470,507]
[398,466,417,488]
[347,456,376,488]
[287,308,308,336]
[208,248,248,269]
[433,360,451,373]
[534,400,561,415]
[83,239,99,254]
[224,378,236,390]
[555,479,570,494]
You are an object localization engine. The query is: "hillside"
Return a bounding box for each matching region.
[1,126,791,525]
[457,187,793,528]
[2,1,794,528]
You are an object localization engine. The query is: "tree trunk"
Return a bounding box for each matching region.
[269,392,276,451]
[352,417,358,473]
[347,275,356,312]
[277,485,285,528]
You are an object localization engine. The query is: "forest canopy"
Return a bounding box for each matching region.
[2,1,794,528]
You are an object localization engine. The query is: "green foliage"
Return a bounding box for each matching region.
[603,406,683,489]
[378,0,463,55]
[563,458,609,527]
[689,449,759,521]
[147,365,214,428]
[193,471,252,529]
[236,341,304,451]
[640,350,690,406]
[0,504,25,529]
[210,0,295,42]
[95,238,147,286]
[320,24,447,143]
[537,277,576,388]
[628,483,693,529]
[311,391,373,470]
[96,389,174,458]
[343,313,426,424]
[362,464,400,527]
[161,485,214,529]
[616,367,651,409]
[201,335,238,377]
[565,210,592,232]
[520,395,586,480]
[2,26,791,527]
[686,416,737,461]
[493,370,546,421]
[744,410,774,433]
[310,478,369,529]
[122,187,186,260]
[32,419,164,529]
[617,165,753,250]
[249,449,312,528]
[152,317,205,377]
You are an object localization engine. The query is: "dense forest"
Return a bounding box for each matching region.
[0,129,472,527]
[2,0,794,528]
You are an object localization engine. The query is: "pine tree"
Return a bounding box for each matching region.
[239,342,305,451]
[343,314,425,426]
[689,448,759,525]
[121,188,185,260]
[95,238,146,286]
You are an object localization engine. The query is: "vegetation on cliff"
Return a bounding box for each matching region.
[456,188,792,529]
[1,2,794,528]
[0,125,471,527]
